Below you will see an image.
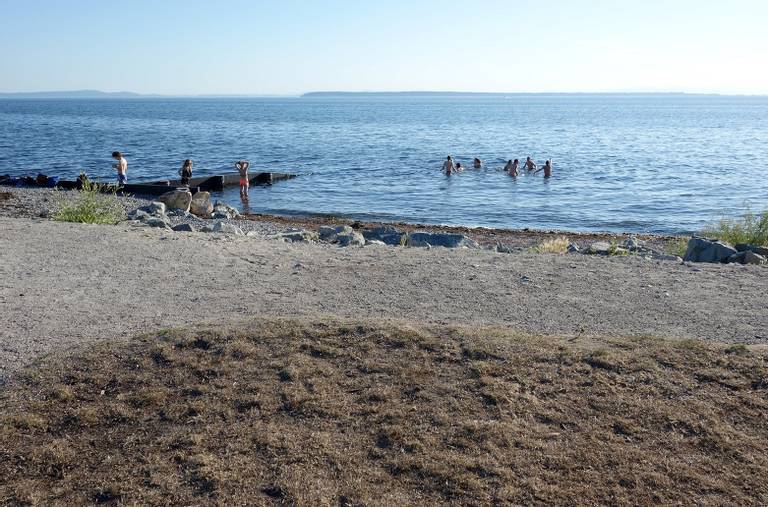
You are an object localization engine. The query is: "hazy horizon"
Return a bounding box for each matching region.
[1,0,767,96]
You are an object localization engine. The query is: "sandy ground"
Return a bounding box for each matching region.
[1,216,766,382]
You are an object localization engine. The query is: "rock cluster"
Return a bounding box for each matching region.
[684,237,767,265]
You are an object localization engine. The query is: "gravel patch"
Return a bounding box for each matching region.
[1,216,766,384]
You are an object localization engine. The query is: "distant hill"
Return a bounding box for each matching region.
[0,90,148,99]
[301,91,698,98]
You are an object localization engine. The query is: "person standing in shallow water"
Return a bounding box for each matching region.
[112,151,127,185]
[535,159,553,178]
[524,156,537,172]
[442,155,456,174]
[236,160,250,197]
[179,159,193,186]
[504,159,520,176]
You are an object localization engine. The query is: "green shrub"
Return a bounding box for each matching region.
[702,209,768,246]
[53,180,126,225]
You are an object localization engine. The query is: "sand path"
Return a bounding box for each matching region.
[1,217,766,381]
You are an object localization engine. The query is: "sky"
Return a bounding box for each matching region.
[1,0,767,95]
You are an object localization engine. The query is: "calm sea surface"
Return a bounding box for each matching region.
[1,95,767,233]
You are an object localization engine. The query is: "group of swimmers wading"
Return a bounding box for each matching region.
[110,151,253,199]
[443,155,552,178]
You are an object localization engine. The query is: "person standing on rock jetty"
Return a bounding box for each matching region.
[236,160,250,197]
[442,155,456,175]
[112,151,127,185]
[179,159,193,186]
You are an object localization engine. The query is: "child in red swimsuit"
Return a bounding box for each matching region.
[235,160,250,196]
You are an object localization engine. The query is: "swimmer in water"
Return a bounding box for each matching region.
[504,159,520,177]
[473,157,482,169]
[455,162,464,172]
[534,159,553,178]
[524,156,537,172]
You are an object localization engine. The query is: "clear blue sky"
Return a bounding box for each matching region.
[1,0,766,95]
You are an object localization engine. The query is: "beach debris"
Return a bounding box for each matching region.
[567,243,581,253]
[406,232,479,249]
[147,201,166,215]
[190,191,213,217]
[683,238,738,263]
[172,223,196,233]
[158,189,192,213]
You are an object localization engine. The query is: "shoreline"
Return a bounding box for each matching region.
[0,186,686,253]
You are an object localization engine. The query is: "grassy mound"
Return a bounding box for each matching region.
[1,320,767,505]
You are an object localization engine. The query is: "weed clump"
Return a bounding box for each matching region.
[532,236,570,254]
[53,179,125,225]
[702,209,768,246]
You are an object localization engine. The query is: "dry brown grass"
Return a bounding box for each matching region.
[531,236,570,254]
[1,319,767,506]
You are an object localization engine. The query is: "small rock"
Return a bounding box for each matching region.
[144,217,171,229]
[363,226,407,246]
[734,243,768,257]
[336,231,365,247]
[167,209,191,218]
[587,241,611,255]
[274,228,319,243]
[212,221,244,236]
[567,243,580,253]
[172,223,195,232]
[200,225,214,233]
[129,209,150,221]
[318,225,354,242]
[365,240,387,247]
[212,201,240,219]
[158,190,192,212]
[744,251,767,265]
[623,236,641,251]
[495,243,515,253]
[190,191,213,217]
[406,232,479,249]
[147,201,166,216]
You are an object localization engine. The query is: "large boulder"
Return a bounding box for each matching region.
[683,238,738,263]
[406,232,479,249]
[189,192,213,217]
[362,226,407,246]
[158,189,192,212]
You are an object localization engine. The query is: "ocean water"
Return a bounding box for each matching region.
[1,95,767,234]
